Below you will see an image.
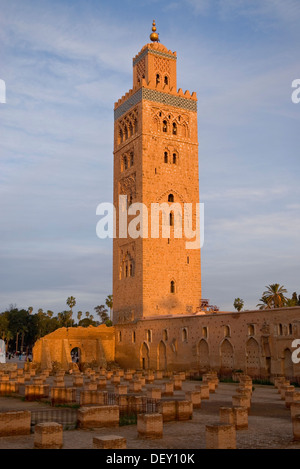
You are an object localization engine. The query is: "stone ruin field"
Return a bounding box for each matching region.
[0,362,300,450]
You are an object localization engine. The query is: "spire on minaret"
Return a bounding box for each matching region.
[150,20,159,42]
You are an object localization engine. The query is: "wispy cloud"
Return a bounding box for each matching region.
[0,0,299,314]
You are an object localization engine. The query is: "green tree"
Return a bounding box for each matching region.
[66,296,76,325]
[287,292,300,307]
[233,298,244,312]
[94,305,109,323]
[105,295,113,320]
[6,308,30,354]
[256,296,269,310]
[78,317,98,328]
[57,311,74,328]
[77,311,83,323]
[0,313,10,347]
[258,284,288,309]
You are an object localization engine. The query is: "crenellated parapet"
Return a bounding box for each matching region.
[114,38,196,121]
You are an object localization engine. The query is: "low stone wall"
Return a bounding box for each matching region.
[77,405,119,429]
[0,411,31,437]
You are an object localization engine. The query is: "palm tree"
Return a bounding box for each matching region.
[57,311,73,328]
[77,311,83,323]
[20,325,28,353]
[105,295,113,320]
[66,296,76,327]
[256,296,269,310]
[28,306,33,315]
[4,331,13,353]
[94,305,109,324]
[260,284,288,309]
[233,298,244,312]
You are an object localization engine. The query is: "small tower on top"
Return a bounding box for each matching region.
[132,20,177,91]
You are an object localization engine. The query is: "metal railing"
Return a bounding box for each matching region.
[31,408,78,429]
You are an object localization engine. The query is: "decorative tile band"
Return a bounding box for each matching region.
[114,88,143,121]
[133,47,177,67]
[114,88,197,121]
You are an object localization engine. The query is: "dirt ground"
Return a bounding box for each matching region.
[0,379,299,450]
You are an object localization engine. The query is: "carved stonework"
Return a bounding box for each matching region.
[154,56,171,75]
[260,322,270,336]
[117,311,134,324]
[119,173,136,198]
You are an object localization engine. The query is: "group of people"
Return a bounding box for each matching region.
[6,351,32,362]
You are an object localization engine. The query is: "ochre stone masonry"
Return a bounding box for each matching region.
[113,38,201,323]
[33,325,115,371]
[115,306,300,379]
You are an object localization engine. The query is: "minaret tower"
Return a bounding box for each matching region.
[113,21,201,324]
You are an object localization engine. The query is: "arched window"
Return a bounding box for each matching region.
[125,265,128,278]
[248,324,255,336]
[289,323,293,335]
[156,74,160,85]
[173,153,177,164]
[182,328,188,342]
[130,262,134,277]
[123,155,128,171]
[170,280,175,294]
[147,329,152,342]
[168,193,174,202]
[130,152,134,167]
[172,122,177,135]
[124,125,128,140]
[164,151,168,163]
[129,121,133,137]
[202,326,208,338]
[224,325,230,337]
[132,331,136,343]
[118,331,122,342]
[164,76,169,85]
[163,120,168,133]
[119,128,123,144]
[279,324,283,336]
[163,329,168,341]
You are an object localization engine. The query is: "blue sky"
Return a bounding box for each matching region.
[0,0,299,316]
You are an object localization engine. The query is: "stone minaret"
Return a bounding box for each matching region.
[113,21,201,324]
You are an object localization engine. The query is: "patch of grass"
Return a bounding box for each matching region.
[252,379,273,386]
[219,377,239,384]
[291,382,300,388]
[119,413,137,426]
[53,403,80,409]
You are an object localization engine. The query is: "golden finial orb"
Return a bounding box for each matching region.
[150,20,159,42]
